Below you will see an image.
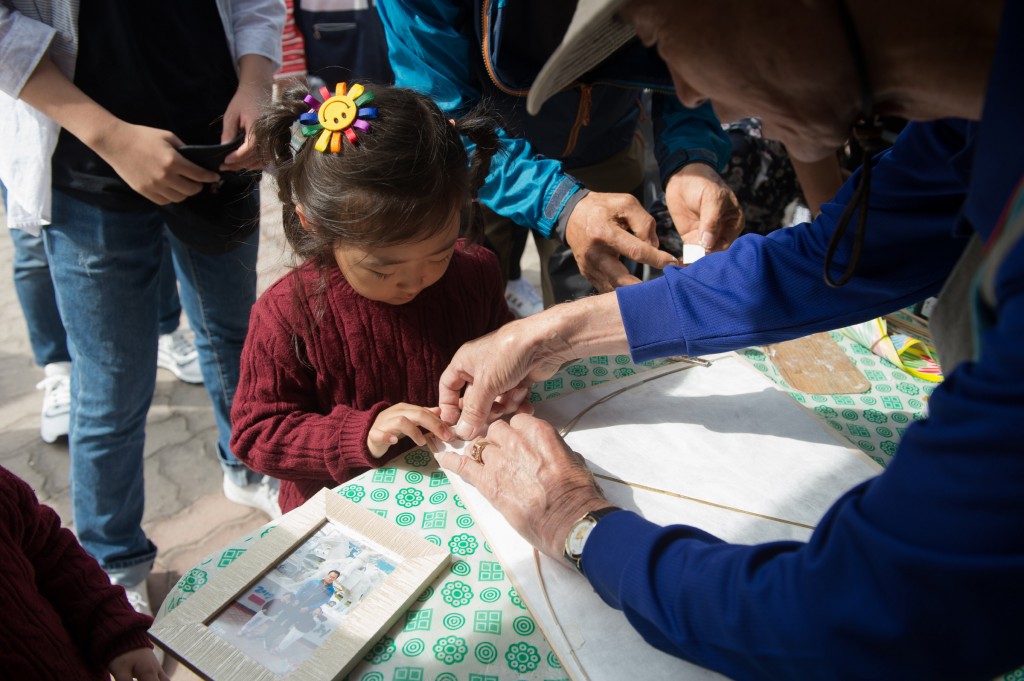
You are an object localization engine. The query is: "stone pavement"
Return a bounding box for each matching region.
[0,178,540,679]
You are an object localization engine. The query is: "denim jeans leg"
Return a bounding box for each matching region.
[44,190,162,585]
[158,231,183,336]
[11,227,71,367]
[168,222,259,486]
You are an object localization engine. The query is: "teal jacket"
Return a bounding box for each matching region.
[377,0,730,238]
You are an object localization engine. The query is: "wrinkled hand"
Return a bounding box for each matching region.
[108,647,169,681]
[435,415,607,561]
[440,317,577,440]
[93,122,220,205]
[368,404,453,458]
[664,163,744,252]
[565,192,678,292]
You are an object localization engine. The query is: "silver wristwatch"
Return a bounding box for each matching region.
[563,506,622,574]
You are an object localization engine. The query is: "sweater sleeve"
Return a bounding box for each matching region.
[0,467,152,671]
[230,300,393,486]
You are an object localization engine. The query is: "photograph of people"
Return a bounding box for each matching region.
[208,521,399,675]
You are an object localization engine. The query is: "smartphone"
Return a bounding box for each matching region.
[178,132,245,171]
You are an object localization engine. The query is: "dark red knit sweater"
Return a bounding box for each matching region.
[231,241,513,513]
[0,466,153,680]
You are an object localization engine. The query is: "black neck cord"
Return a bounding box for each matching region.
[823,0,886,288]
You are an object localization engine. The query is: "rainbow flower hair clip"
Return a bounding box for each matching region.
[300,82,377,153]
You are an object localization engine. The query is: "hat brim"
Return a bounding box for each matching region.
[526,0,635,115]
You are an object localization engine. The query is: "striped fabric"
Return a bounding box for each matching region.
[277,0,308,80]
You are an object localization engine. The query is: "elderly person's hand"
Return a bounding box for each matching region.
[564,191,677,292]
[440,294,629,440]
[434,414,608,562]
[664,163,744,252]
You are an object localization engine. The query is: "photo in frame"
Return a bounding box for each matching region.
[150,489,450,681]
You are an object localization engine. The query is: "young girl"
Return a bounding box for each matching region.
[230,82,513,513]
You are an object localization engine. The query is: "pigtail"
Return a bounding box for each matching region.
[453,104,502,245]
[253,80,334,341]
[252,80,320,259]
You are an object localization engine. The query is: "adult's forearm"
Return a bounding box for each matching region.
[17,56,120,152]
[236,53,276,90]
[532,292,631,362]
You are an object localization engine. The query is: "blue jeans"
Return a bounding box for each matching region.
[12,228,184,367]
[44,189,260,585]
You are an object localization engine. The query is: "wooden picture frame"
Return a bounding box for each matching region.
[151,489,450,681]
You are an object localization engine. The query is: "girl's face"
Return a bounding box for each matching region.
[331,212,460,305]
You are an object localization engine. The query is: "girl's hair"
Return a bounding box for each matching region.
[254,81,502,267]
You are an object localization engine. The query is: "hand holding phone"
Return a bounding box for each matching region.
[177,132,245,171]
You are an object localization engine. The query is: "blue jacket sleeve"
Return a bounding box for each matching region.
[591,120,1024,678]
[651,95,731,184]
[618,121,972,359]
[376,0,581,237]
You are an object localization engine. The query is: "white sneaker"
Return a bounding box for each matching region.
[123,579,154,617]
[157,329,204,384]
[122,580,165,666]
[36,362,71,444]
[223,475,282,519]
[505,277,544,318]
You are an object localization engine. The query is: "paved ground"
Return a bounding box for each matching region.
[0,179,540,678]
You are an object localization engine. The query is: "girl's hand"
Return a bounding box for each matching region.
[108,647,169,681]
[368,404,453,458]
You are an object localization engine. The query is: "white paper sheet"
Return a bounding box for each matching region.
[440,355,882,680]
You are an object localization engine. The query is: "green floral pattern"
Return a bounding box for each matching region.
[448,533,478,556]
[433,635,468,665]
[441,580,474,608]
[364,636,396,664]
[505,642,541,673]
[176,568,208,593]
[396,487,424,508]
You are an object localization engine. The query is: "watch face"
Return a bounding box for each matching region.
[566,517,597,558]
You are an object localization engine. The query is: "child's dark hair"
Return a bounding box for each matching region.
[255,81,502,267]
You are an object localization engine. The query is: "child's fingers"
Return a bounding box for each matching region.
[368,427,400,446]
[389,415,429,447]
[369,417,427,458]
[367,427,400,457]
[399,407,454,441]
[369,406,455,457]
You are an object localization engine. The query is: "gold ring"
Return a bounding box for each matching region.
[470,440,492,465]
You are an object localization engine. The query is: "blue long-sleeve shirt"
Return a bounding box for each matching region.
[600,4,1024,679]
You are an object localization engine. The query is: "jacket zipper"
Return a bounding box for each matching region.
[480,0,529,96]
[560,84,592,158]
